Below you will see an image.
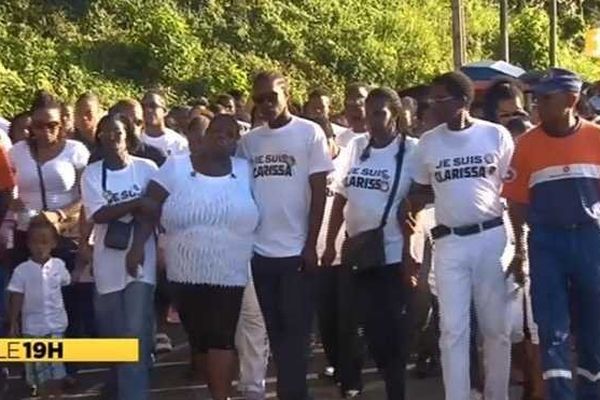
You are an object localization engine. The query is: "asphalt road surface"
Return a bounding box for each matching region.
[3,324,524,399]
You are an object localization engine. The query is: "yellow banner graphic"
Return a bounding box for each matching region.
[0,339,139,362]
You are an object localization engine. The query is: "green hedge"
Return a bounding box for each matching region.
[0,0,598,116]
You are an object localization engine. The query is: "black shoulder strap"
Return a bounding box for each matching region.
[379,135,406,229]
[32,144,48,211]
[102,161,107,192]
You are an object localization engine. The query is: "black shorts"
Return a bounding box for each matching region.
[171,282,244,354]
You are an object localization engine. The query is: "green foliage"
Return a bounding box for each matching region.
[0,0,597,116]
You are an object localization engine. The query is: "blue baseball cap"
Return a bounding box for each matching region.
[534,68,583,95]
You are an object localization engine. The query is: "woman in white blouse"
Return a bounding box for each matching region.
[8,92,90,385]
[80,114,158,399]
[133,114,258,400]
[322,87,418,400]
[9,92,90,266]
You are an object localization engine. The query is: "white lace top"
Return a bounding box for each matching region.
[152,155,259,286]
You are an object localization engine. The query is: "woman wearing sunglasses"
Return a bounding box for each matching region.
[80,113,158,399]
[8,92,91,390]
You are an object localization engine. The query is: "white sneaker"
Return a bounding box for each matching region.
[469,389,483,400]
[155,333,173,353]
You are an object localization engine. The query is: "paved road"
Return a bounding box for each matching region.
[3,324,523,399]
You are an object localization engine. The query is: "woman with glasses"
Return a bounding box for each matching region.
[80,113,158,399]
[8,92,90,390]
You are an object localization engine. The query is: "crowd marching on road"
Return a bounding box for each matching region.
[1,64,600,400]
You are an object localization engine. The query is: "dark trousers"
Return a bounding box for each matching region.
[252,254,315,400]
[354,264,409,400]
[529,224,600,400]
[317,265,364,392]
[408,239,439,366]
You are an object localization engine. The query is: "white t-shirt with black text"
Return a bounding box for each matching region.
[334,135,418,264]
[141,128,188,157]
[81,157,158,294]
[413,119,514,227]
[238,116,334,257]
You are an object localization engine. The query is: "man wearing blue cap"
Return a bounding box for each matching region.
[504,68,600,400]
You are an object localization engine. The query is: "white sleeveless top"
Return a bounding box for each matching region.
[153,155,259,286]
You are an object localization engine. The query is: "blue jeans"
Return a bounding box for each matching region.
[529,223,600,400]
[0,265,7,337]
[94,282,155,400]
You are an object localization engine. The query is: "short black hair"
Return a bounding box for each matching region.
[215,94,235,107]
[108,99,140,116]
[345,82,370,99]
[30,90,61,113]
[228,89,245,101]
[75,92,99,107]
[189,97,209,108]
[27,215,59,242]
[482,78,524,122]
[252,70,287,89]
[307,88,330,100]
[432,71,475,105]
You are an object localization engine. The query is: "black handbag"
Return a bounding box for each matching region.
[101,162,133,250]
[341,135,405,272]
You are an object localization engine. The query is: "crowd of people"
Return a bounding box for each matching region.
[0,65,599,400]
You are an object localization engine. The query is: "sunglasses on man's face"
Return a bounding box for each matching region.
[31,121,60,131]
[252,92,279,105]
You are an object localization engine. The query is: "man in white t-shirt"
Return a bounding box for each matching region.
[335,83,370,148]
[140,91,188,157]
[73,92,102,152]
[238,71,333,400]
[304,88,347,137]
[410,72,514,400]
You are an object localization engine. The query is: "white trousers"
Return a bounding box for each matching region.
[235,278,269,397]
[434,225,511,400]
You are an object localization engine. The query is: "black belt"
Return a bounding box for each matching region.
[431,217,504,240]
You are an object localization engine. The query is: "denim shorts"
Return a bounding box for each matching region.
[24,333,66,387]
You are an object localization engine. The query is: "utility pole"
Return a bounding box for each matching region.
[452,0,466,69]
[499,0,509,61]
[549,0,558,66]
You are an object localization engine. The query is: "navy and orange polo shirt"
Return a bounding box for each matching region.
[502,120,600,226]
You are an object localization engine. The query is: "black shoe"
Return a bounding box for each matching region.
[414,356,441,379]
